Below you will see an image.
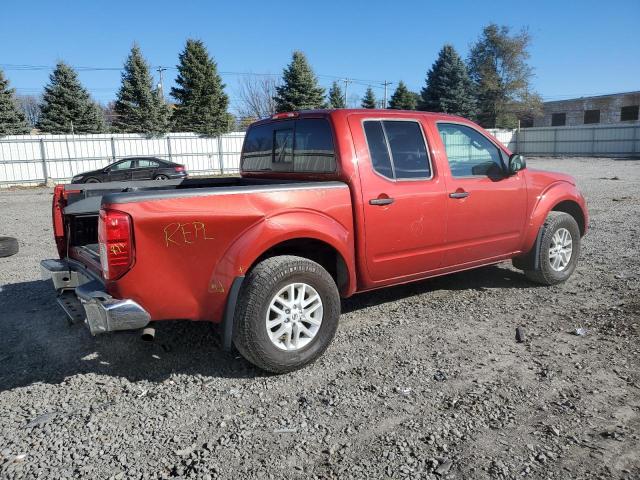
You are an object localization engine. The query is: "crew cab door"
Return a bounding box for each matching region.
[349,116,447,283]
[433,122,527,266]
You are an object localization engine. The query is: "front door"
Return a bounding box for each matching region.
[108,159,134,182]
[434,122,527,266]
[349,116,448,283]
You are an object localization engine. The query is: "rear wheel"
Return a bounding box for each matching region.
[522,212,581,285]
[154,174,169,180]
[233,255,340,373]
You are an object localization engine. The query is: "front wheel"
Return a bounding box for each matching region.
[523,212,581,285]
[233,255,340,373]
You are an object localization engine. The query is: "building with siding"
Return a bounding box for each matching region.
[533,91,640,127]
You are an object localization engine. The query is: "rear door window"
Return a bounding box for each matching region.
[363,120,431,180]
[242,119,336,173]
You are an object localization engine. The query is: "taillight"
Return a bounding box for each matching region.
[52,185,66,258]
[98,209,134,280]
[174,165,185,172]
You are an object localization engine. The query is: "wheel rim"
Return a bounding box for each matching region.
[265,282,323,351]
[549,227,573,272]
[155,175,168,180]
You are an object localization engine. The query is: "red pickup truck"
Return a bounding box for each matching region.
[42,109,588,372]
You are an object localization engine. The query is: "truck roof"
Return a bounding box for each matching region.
[251,109,470,127]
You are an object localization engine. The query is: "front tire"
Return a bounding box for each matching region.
[523,212,581,285]
[233,255,340,373]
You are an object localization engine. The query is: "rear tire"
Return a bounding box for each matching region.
[154,174,169,180]
[523,212,581,285]
[0,237,19,257]
[233,255,340,373]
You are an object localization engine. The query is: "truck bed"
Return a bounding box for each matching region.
[60,177,349,273]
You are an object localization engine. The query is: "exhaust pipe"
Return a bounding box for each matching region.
[141,327,155,342]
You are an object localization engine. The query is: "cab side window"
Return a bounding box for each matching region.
[111,160,133,170]
[363,120,431,180]
[436,123,504,178]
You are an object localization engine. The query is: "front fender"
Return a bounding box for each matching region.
[521,181,588,253]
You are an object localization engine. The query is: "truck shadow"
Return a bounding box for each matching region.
[0,264,531,392]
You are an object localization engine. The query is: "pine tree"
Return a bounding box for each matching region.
[328,81,346,109]
[388,81,417,110]
[419,44,475,117]
[112,45,169,134]
[361,87,377,109]
[273,51,325,112]
[36,62,106,134]
[0,69,30,135]
[171,39,232,135]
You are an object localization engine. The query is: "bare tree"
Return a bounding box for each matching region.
[236,75,279,120]
[15,94,41,127]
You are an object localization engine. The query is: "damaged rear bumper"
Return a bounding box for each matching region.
[40,259,150,335]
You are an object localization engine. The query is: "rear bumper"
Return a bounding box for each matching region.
[40,259,150,335]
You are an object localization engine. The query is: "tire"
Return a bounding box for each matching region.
[154,174,169,180]
[233,255,340,373]
[85,177,100,183]
[524,212,581,285]
[0,236,19,258]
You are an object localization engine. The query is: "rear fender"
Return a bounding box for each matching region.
[211,210,356,299]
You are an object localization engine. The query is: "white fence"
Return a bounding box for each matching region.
[488,123,640,156]
[1,123,638,187]
[0,132,245,187]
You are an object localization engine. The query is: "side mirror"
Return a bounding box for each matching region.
[508,154,526,175]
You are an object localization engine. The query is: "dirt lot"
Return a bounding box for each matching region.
[0,157,638,479]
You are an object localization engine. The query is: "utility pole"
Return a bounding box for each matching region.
[156,66,168,101]
[343,78,352,107]
[382,81,392,109]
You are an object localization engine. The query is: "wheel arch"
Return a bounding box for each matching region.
[522,182,588,253]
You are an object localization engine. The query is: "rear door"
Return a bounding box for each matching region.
[348,115,448,282]
[433,122,527,265]
[130,159,159,180]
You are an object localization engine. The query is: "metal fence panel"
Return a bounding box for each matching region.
[0,132,246,187]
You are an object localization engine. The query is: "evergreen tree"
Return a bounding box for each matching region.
[361,87,377,109]
[419,44,475,117]
[388,81,417,110]
[171,39,232,135]
[36,62,106,134]
[112,45,169,134]
[273,51,325,112]
[0,69,30,135]
[328,81,346,109]
[468,24,540,128]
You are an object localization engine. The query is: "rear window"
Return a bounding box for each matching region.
[242,118,336,173]
[363,120,431,179]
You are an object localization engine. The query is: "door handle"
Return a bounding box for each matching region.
[449,191,469,199]
[369,197,394,206]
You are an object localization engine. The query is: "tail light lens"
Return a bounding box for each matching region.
[98,209,134,280]
[174,165,185,172]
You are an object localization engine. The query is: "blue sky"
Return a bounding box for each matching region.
[1,0,638,113]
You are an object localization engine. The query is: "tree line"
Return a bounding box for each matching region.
[0,23,540,137]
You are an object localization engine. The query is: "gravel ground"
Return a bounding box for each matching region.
[0,157,639,479]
